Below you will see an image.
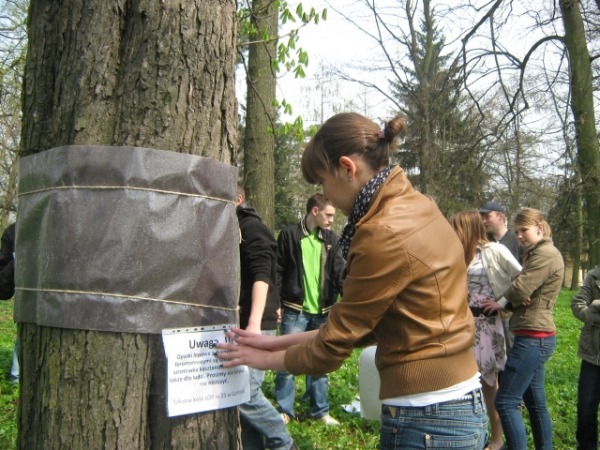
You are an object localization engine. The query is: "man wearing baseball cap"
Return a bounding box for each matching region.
[479,200,525,357]
[479,201,524,263]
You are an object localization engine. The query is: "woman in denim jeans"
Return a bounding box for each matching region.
[218,113,488,449]
[494,208,564,450]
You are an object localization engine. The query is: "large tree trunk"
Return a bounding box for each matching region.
[560,0,600,267]
[18,1,239,449]
[571,168,584,289]
[243,0,278,231]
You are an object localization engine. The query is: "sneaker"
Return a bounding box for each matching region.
[317,413,340,426]
[280,412,291,425]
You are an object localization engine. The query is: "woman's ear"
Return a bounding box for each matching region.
[339,156,357,179]
[537,223,544,236]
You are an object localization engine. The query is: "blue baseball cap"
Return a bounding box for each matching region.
[479,201,505,214]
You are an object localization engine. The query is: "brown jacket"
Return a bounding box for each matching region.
[284,167,478,399]
[504,238,564,332]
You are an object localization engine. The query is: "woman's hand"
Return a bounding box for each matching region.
[221,327,280,351]
[480,299,503,315]
[216,330,286,370]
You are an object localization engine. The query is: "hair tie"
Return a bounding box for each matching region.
[378,127,392,141]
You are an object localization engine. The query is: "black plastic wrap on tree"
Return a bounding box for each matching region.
[14,145,240,334]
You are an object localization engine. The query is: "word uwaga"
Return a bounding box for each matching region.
[188,339,219,350]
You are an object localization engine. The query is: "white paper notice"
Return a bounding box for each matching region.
[162,324,250,417]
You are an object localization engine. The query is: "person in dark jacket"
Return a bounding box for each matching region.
[571,265,600,450]
[0,222,18,383]
[0,223,15,300]
[236,184,296,450]
[274,193,345,426]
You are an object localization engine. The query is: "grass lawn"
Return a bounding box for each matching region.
[0,299,18,450]
[0,289,582,449]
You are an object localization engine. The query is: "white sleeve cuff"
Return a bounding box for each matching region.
[497,297,508,308]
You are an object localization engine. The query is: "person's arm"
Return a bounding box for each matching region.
[275,229,289,296]
[0,224,15,300]
[216,328,319,370]
[240,218,277,333]
[245,280,268,334]
[219,346,287,371]
[503,244,557,307]
[227,327,318,350]
[331,237,346,297]
[498,244,523,279]
[572,269,600,326]
[485,244,522,311]
[0,260,15,300]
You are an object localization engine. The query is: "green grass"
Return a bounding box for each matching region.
[0,290,582,449]
[0,299,18,450]
[264,289,581,449]
[544,289,579,449]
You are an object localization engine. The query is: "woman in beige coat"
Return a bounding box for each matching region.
[450,210,522,450]
[494,208,564,450]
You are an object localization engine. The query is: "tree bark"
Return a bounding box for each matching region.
[560,0,600,267]
[571,168,584,290]
[18,1,239,449]
[243,0,278,230]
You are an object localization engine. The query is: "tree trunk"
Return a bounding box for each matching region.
[560,0,600,267]
[243,0,278,231]
[18,1,239,449]
[571,169,584,290]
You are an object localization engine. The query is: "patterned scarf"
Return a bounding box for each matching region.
[338,165,393,259]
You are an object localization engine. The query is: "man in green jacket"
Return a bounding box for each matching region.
[275,193,345,426]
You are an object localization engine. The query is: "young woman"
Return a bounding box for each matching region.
[217,112,488,449]
[494,208,564,450]
[449,210,522,450]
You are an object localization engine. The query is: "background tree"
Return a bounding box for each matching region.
[18,1,239,448]
[366,0,495,214]
[0,0,27,229]
[457,0,600,267]
[274,119,313,231]
[324,0,599,269]
[559,0,600,266]
[240,0,279,230]
[318,0,502,215]
[237,2,325,232]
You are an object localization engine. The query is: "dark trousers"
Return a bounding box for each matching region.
[577,359,600,450]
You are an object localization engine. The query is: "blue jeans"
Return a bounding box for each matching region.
[10,336,19,381]
[275,309,329,419]
[238,330,294,450]
[495,334,556,450]
[577,359,600,450]
[380,388,488,449]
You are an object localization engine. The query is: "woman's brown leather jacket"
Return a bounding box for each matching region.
[285,166,478,399]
